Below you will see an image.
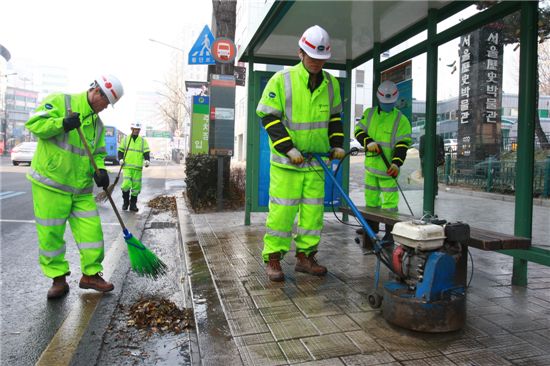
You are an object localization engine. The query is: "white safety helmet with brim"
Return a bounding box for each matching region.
[376,80,399,104]
[298,25,331,60]
[130,122,142,129]
[95,74,124,106]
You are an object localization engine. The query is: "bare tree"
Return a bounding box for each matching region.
[156,60,191,135]
[540,40,550,95]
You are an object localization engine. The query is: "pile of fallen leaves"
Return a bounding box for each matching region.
[148,195,177,213]
[127,297,194,336]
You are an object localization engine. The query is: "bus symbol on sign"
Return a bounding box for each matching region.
[212,37,236,63]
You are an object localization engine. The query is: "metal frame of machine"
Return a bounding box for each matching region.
[314,152,471,333]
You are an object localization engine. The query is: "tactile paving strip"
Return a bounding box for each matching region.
[228,315,269,337]
[240,342,287,366]
[344,330,383,353]
[301,333,361,360]
[445,349,512,365]
[234,332,275,347]
[292,296,341,317]
[268,318,319,341]
[278,339,312,364]
[252,292,293,309]
[340,351,397,366]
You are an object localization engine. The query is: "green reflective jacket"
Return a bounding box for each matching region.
[257,62,342,170]
[355,107,412,177]
[118,135,150,170]
[25,92,106,195]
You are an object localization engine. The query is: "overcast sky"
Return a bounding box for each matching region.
[1,0,212,130]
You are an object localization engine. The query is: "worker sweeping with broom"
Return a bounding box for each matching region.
[26,75,166,300]
[118,122,150,212]
[25,74,123,299]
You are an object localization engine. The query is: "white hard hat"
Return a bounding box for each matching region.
[298,25,331,60]
[377,80,399,104]
[130,122,142,129]
[95,74,124,106]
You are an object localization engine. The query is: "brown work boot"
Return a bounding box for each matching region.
[47,275,69,299]
[295,251,327,276]
[79,273,114,292]
[266,253,284,282]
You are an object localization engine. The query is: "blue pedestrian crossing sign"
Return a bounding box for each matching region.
[188,25,216,65]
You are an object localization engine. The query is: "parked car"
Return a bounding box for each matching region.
[444,138,457,152]
[350,139,364,152]
[10,141,37,166]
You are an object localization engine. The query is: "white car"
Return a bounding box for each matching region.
[444,138,458,152]
[350,139,364,152]
[10,141,37,166]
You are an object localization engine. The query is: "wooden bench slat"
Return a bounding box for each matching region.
[340,206,531,250]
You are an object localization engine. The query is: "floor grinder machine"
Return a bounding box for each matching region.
[313,153,470,333]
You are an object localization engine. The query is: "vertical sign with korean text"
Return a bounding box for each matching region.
[457,24,503,163]
[190,96,209,154]
[484,29,502,124]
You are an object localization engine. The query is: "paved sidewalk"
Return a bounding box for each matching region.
[177,197,550,365]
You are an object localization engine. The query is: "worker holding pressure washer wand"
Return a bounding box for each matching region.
[256,25,344,282]
[354,80,412,242]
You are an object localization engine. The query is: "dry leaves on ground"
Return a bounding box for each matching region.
[148,195,177,213]
[127,297,194,337]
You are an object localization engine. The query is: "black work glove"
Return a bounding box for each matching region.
[93,169,110,190]
[63,112,81,132]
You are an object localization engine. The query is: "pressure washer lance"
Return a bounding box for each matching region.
[377,151,416,217]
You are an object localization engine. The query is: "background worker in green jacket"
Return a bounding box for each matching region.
[26,74,124,299]
[256,25,345,282]
[118,122,150,212]
[354,80,412,241]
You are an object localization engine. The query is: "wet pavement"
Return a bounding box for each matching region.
[174,155,550,365]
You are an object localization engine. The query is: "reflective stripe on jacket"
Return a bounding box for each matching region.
[119,135,150,170]
[256,62,342,170]
[25,92,106,195]
[355,107,412,177]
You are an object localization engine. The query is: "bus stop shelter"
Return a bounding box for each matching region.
[239,1,544,285]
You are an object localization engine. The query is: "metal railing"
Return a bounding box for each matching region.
[441,154,550,198]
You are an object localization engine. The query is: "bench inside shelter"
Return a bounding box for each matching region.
[340,206,542,285]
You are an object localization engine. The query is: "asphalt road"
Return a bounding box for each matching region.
[0,157,185,365]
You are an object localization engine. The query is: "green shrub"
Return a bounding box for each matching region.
[184,155,246,211]
[184,154,218,211]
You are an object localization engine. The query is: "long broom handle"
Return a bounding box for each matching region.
[76,126,127,231]
[113,135,132,182]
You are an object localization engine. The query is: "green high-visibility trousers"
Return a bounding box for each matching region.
[121,168,143,196]
[32,183,105,278]
[262,165,325,262]
[364,172,399,210]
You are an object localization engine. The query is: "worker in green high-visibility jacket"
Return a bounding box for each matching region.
[256,25,345,282]
[354,80,412,242]
[118,121,150,212]
[25,74,124,299]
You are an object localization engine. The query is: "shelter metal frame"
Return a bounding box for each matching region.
[241,0,545,285]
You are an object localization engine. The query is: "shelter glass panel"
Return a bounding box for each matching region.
[437,4,484,34]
